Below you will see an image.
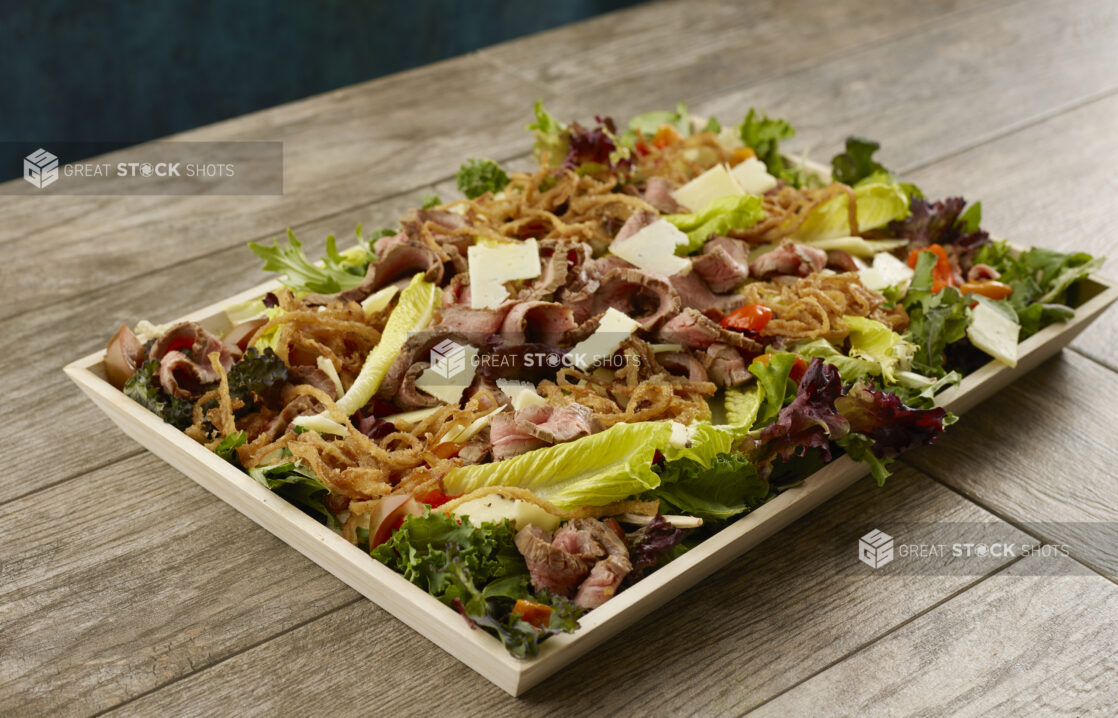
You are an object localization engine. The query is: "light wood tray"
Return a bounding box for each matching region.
[64,259,1116,696]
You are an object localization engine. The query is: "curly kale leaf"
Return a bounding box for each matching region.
[122,359,194,428]
[456,159,510,199]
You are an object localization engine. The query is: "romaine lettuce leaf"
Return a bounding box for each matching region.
[793,172,910,241]
[653,453,770,521]
[442,421,675,510]
[748,352,799,427]
[664,194,765,255]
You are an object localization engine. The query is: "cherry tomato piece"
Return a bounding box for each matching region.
[513,599,554,629]
[959,279,1013,300]
[721,303,774,332]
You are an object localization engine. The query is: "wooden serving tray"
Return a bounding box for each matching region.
[64,258,1116,696]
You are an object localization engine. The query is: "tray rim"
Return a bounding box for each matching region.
[64,256,1118,696]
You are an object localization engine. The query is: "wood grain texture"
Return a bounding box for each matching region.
[0,55,549,323]
[0,187,432,504]
[0,0,1013,324]
[896,91,1118,371]
[903,351,1118,577]
[750,553,1118,717]
[99,468,1031,717]
[0,452,359,716]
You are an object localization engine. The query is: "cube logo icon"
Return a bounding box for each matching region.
[858,529,894,569]
[429,339,467,379]
[24,148,59,189]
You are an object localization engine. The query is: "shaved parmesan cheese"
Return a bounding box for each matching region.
[728,157,777,196]
[859,252,915,291]
[468,238,540,309]
[567,307,640,370]
[415,345,479,405]
[610,219,692,276]
[673,163,743,212]
[441,404,505,443]
[967,301,1019,367]
[316,356,344,399]
[452,495,561,532]
[361,284,399,315]
[496,379,549,410]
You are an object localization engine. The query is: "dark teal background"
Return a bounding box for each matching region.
[1,0,643,180]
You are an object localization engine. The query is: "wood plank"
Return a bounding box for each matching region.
[0,452,359,716]
[749,553,1117,717]
[685,0,1118,176]
[96,468,1033,715]
[894,91,1118,372]
[903,351,1118,577]
[481,0,1005,98]
[0,187,432,505]
[0,54,551,323]
[0,0,1003,324]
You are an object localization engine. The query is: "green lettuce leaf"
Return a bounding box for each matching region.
[835,432,894,486]
[737,108,804,186]
[214,431,246,463]
[527,100,568,168]
[844,316,916,383]
[793,338,879,383]
[373,511,579,658]
[248,458,338,529]
[653,453,770,521]
[793,171,911,241]
[442,421,675,510]
[748,352,799,427]
[664,194,765,254]
[902,251,971,376]
[627,102,691,137]
[831,136,888,186]
[249,229,370,295]
[724,384,764,430]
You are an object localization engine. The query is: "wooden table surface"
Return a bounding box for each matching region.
[3,0,1117,715]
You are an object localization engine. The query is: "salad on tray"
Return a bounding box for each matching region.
[101,101,1104,658]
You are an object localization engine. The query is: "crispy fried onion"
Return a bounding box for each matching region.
[256,289,385,385]
[537,338,715,428]
[630,131,731,185]
[740,271,909,341]
[438,485,660,520]
[730,183,857,245]
[446,165,657,252]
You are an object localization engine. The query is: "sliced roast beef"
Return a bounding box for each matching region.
[457,435,491,464]
[520,403,598,443]
[656,308,762,353]
[443,272,471,306]
[477,342,566,384]
[641,176,681,214]
[825,249,859,273]
[373,230,407,257]
[400,208,473,254]
[594,268,680,331]
[149,322,239,399]
[702,343,751,387]
[437,303,512,338]
[396,361,444,410]
[500,301,577,346]
[286,365,338,398]
[305,240,445,306]
[515,525,591,597]
[490,411,547,460]
[749,242,827,279]
[517,239,576,301]
[587,254,635,279]
[669,271,746,316]
[612,210,658,244]
[657,351,708,383]
[556,284,598,324]
[377,328,478,401]
[566,518,633,609]
[692,236,751,292]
